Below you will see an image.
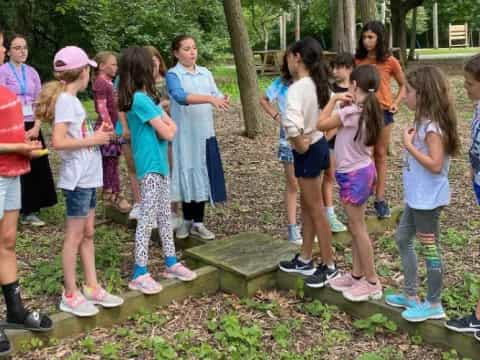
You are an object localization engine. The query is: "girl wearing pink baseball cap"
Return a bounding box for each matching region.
[35,46,124,317]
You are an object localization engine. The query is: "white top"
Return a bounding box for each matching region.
[402,119,450,209]
[283,76,324,144]
[54,92,103,191]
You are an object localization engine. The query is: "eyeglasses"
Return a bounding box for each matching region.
[11,46,28,51]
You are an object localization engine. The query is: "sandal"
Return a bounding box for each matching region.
[0,329,11,357]
[0,310,53,332]
[111,194,131,214]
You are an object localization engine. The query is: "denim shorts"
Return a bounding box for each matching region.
[474,181,480,205]
[0,176,21,219]
[384,110,394,126]
[63,187,96,218]
[293,137,330,178]
[336,163,376,206]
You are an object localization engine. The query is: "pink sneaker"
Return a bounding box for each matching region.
[329,273,361,292]
[82,285,124,308]
[343,278,383,302]
[163,263,197,281]
[128,274,163,295]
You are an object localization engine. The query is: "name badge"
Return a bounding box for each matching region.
[22,104,33,117]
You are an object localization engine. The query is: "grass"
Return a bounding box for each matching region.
[416,47,480,56]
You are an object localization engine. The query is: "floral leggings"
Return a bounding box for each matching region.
[135,173,176,266]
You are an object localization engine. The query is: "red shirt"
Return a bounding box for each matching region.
[0,86,30,177]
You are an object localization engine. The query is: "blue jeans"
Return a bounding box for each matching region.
[63,187,96,218]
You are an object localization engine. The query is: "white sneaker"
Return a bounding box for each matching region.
[59,291,99,317]
[21,214,45,227]
[175,220,191,239]
[129,203,141,220]
[171,212,182,231]
[190,223,215,240]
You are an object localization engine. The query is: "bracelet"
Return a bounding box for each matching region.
[273,113,280,120]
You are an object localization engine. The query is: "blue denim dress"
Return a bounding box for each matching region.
[166,63,226,203]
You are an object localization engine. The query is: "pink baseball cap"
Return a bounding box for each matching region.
[53,46,97,71]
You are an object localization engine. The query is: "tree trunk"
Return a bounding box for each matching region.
[408,7,417,61]
[391,0,424,63]
[344,0,356,53]
[223,0,261,138]
[332,0,355,53]
[359,0,377,24]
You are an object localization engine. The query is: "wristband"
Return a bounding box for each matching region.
[273,113,280,120]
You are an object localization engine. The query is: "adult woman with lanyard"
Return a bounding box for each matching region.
[0,34,57,226]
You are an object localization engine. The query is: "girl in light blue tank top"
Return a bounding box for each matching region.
[386,66,460,323]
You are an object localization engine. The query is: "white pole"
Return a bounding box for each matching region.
[433,1,439,49]
[295,4,301,41]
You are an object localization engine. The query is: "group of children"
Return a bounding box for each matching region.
[0,29,232,354]
[0,18,479,355]
[273,21,480,341]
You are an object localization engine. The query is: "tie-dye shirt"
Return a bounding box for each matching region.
[469,102,480,183]
[265,77,289,142]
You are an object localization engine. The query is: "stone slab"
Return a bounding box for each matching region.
[7,266,219,355]
[185,232,297,280]
[276,270,480,359]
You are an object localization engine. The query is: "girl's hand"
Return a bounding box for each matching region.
[101,120,114,132]
[403,127,415,148]
[334,93,353,108]
[210,96,229,111]
[122,128,131,142]
[17,140,42,157]
[92,126,113,145]
[389,103,399,114]
[25,125,40,140]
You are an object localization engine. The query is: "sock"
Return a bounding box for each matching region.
[132,264,148,280]
[326,207,335,217]
[2,281,27,323]
[351,274,362,280]
[298,256,311,264]
[326,263,336,270]
[193,221,202,228]
[165,256,177,267]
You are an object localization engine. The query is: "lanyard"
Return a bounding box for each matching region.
[8,62,27,96]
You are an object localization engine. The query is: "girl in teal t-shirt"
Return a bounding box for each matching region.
[118,47,196,294]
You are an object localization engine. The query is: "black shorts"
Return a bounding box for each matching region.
[384,110,394,126]
[328,135,336,150]
[293,137,330,178]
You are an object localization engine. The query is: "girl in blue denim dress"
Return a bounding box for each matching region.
[166,35,229,241]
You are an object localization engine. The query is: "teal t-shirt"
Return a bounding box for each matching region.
[127,91,168,179]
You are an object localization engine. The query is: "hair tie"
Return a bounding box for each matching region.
[368,88,375,93]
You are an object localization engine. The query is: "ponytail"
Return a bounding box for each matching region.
[350,65,383,146]
[357,91,383,146]
[35,81,66,123]
[310,61,331,109]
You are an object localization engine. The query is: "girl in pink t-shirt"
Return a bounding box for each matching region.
[317,64,383,302]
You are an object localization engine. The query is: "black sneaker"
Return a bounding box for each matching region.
[279,254,315,275]
[0,328,11,357]
[305,264,339,288]
[374,200,391,219]
[445,313,480,333]
[475,331,480,342]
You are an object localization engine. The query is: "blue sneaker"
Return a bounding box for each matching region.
[402,302,446,322]
[374,200,391,219]
[385,293,418,309]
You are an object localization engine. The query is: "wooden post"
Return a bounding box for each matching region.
[433,1,439,49]
[295,4,301,41]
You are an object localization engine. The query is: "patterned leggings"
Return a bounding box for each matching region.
[103,156,120,194]
[135,173,176,266]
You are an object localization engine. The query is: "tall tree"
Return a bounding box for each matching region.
[223,0,262,138]
[358,0,377,24]
[332,0,356,53]
[391,0,424,62]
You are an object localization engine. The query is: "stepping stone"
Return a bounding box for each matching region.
[185,232,297,297]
